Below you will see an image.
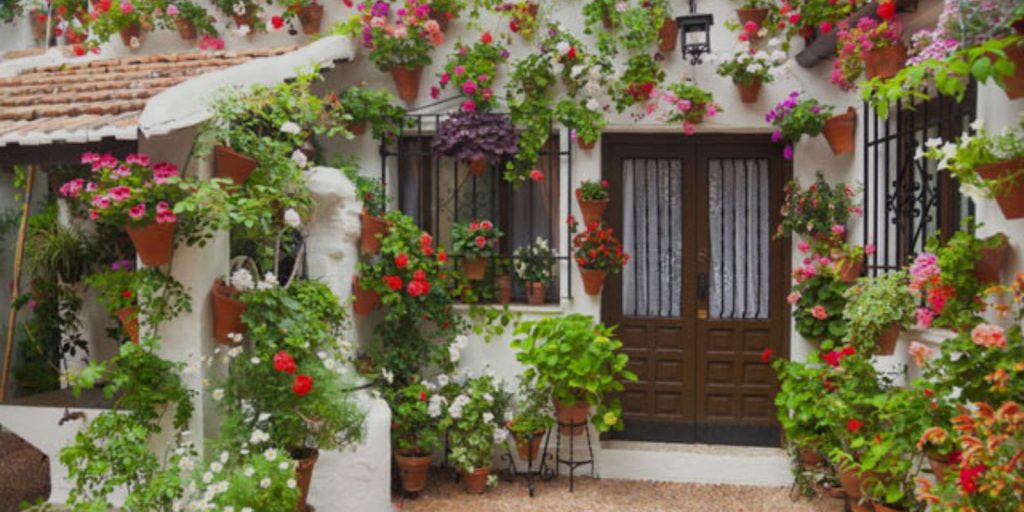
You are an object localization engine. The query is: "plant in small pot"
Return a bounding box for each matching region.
[281,0,324,35]
[511,314,637,436]
[921,120,1024,220]
[86,264,192,343]
[386,381,442,494]
[493,257,514,305]
[426,0,465,31]
[344,169,390,255]
[908,228,994,332]
[507,379,554,463]
[210,266,256,346]
[431,110,518,177]
[452,220,503,280]
[842,270,917,356]
[773,354,839,472]
[84,0,154,49]
[776,172,861,249]
[828,243,875,284]
[766,91,834,161]
[159,1,218,41]
[832,15,905,91]
[790,267,850,343]
[611,54,666,112]
[554,98,607,150]
[712,39,787,104]
[653,80,720,136]
[337,85,408,140]
[211,0,262,33]
[436,35,508,113]
[495,1,540,40]
[735,0,772,28]
[512,238,556,305]
[575,179,609,226]
[439,374,512,494]
[570,219,629,296]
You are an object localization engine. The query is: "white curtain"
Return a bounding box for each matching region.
[708,159,770,320]
[622,159,683,318]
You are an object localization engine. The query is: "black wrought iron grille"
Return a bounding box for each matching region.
[862,82,976,275]
[380,112,573,303]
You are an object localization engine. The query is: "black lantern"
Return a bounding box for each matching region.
[676,0,713,65]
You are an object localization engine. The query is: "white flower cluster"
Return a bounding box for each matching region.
[229,269,254,292]
[449,334,469,364]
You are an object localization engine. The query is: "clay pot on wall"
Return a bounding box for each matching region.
[175,18,197,40]
[735,79,762,104]
[467,155,488,176]
[577,197,609,227]
[352,276,380,316]
[463,257,487,280]
[1000,43,1024,100]
[823,107,857,155]
[117,307,140,344]
[865,44,907,80]
[298,3,324,35]
[126,221,175,267]
[974,235,1009,284]
[877,324,901,356]
[976,158,1024,219]
[214,145,258,188]
[360,210,390,255]
[347,121,368,136]
[118,22,143,47]
[391,66,424,103]
[736,8,769,26]
[659,18,678,52]
[579,268,607,296]
[577,138,596,151]
[211,279,246,345]
[837,255,864,284]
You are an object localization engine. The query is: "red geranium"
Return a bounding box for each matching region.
[407,279,429,297]
[383,275,403,291]
[292,374,313,397]
[395,253,409,269]
[273,351,297,374]
[958,464,986,494]
[847,419,864,433]
[876,1,895,20]
[761,348,773,363]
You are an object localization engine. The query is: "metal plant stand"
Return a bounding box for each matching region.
[547,416,596,492]
[501,430,556,497]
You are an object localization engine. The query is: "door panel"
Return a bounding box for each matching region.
[602,135,790,447]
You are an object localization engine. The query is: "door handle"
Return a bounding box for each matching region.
[697,272,708,301]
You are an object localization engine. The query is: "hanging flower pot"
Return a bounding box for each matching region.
[213,145,258,188]
[1000,43,1024,100]
[462,467,491,494]
[394,450,432,493]
[553,399,588,436]
[577,138,596,151]
[174,18,197,40]
[837,255,864,284]
[428,10,451,32]
[495,275,512,305]
[126,221,175,267]
[512,428,545,461]
[352,276,380,316]
[119,22,143,47]
[463,257,487,280]
[360,209,390,255]
[735,79,762,104]
[117,307,140,344]
[976,158,1024,219]
[823,107,857,155]
[526,282,546,305]
[292,448,319,512]
[579,268,607,296]
[233,13,253,31]
[577,197,609,227]
[658,18,678,52]
[974,235,1009,283]
[347,121,368,136]
[736,8,769,26]
[837,465,868,498]
[297,3,324,35]
[877,323,901,356]
[211,279,246,345]
[391,66,423,103]
[866,43,907,80]
[927,455,950,482]
[467,155,488,177]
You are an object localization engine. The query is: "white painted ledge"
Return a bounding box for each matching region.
[597,440,791,486]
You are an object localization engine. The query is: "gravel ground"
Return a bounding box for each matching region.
[393,473,846,512]
[0,432,50,512]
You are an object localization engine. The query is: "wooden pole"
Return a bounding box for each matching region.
[1,165,36,403]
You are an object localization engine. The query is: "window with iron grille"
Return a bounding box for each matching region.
[862,83,976,275]
[380,112,573,303]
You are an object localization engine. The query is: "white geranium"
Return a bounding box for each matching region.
[291,149,309,168]
[212,388,224,401]
[436,374,450,387]
[256,272,277,291]
[492,428,508,443]
[279,121,301,134]
[229,269,254,292]
[585,98,601,112]
[283,208,301,228]
[482,412,495,424]
[263,448,278,461]
[382,368,394,384]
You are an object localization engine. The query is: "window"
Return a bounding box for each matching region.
[381,113,573,303]
[862,83,976,275]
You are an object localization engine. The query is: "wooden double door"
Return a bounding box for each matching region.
[601,134,790,447]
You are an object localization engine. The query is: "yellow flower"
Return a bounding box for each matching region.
[603,411,617,427]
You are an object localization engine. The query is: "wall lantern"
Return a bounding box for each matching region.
[676,0,714,65]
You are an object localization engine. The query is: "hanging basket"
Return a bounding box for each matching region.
[126,221,175,267]
[298,3,324,35]
[823,107,856,155]
[463,257,487,280]
[391,66,423,103]
[293,449,319,512]
[211,279,246,345]
[577,197,609,226]
[360,210,390,255]
[877,324,901,356]
[735,79,762,104]
[213,145,258,188]
[394,450,432,493]
[736,8,769,26]
[117,307,140,344]
[658,18,678,52]
[579,267,608,296]
[866,44,907,80]
[976,158,1024,220]
[352,276,380,316]
[174,18,197,40]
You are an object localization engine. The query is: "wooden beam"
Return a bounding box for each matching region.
[0,138,138,169]
[1,165,36,403]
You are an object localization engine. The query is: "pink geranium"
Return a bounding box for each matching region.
[915,307,935,329]
[129,203,146,220]
[908,341,934,366]
[811,305,829,320]
[971,324,1006,349]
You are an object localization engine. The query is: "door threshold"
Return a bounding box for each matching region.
[597,440,791,485]
[600,439,783,457]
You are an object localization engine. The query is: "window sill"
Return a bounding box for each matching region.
[452,303,567,316]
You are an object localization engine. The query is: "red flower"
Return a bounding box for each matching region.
[481,31,493,44]
[958,464,986,494]
[73,45,86,57]
[121,290,134,299]
[923,388,934,397]
[601,179,609,188]
[509,20,519,32]
[407,279,429,297]
[761,348,773,363]
[383,275,403,291]
[822,350,842,367]
[273,351,297,374]
[566,215,575,225]
[395,253,409,269]
[474,235,487,248]
[271,15,284,29]
[529,169,544,182]
[846,419,864,433]
[876,1,895,20]
[419,390,428,401]
[567,46,576,60]
[292,374,313,397]
[438,250,448,263]
[412,269,427,281]
[841,346,856,357]
[819,21,833,33]
[419,233,433,246]
[788,13,801,25]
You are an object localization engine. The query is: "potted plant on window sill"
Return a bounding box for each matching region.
[575,179,610,227]
[843,270,917,356]
[387,382,441,493]
[512,238,556,306]
[570,218,630,296]
[438,374,510,494]
[452,220,503,280]
[714,39,786,104]
[432,110,518,177]
[511,314,637,436]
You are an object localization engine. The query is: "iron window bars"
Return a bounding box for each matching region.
[861,82,976,276]
[379,109,573,303]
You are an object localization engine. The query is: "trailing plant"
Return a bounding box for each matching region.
[611,54,665,112]
[512,238,556,286]
[554,98,607,146]
[920,119,1024,205]
[511,314,637,432]
[431,110,518,165]
[338,0,444,72]
[842,270,916,354]
[766,91,833,160]
[506,52,555,184]
[86,263,191,331]
[438,374,512,473]
[654,80,720,135]
[452,219,503,259]
[776,172,861,243]
[583,0,669,55]
[337,85,408,142]
[437,34,509,112]
[790,268,849,342]
[832,16,904,91]
[576,179,609,202]
[495,1,539,39]
[569,219,629,272]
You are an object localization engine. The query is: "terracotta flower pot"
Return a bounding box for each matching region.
[602,12,613,29]
[1001,44,1024,100]
[126,221,175,267]
[395,450,432,493]
[736,8,769,27]
[467,155,488,176]
[526,282,546,305]
[462,466,491,494]
[866,44,907,80]
[293,449,319,512]
[976,157,1024,219]
[463,257,487,280]
[877,323,901,356]
[799,447,825,467]
[512,429,545,461]
[658,18,678,52]
[347,121,368,136]
[837,465,868,498]
[553,399,588,435]
[391,66,423,103]
[213,145,257,188]
[578,197,609,226]
[823,107,857,155]
[298,3,324,35]
[30,12,47,41]
[352,277,380,316]
[119,23,142,47]
[874,503,906,512]
[495,275,512,305]
[850,502,875,512]
[735,79,762,104]
[360,210,390,254]
[974,235,1009,283]
[211,279,246,345]
[837,255,864,284]
[579,268,607,296]
[175,18,197,40]
[117,307,140,344]
[233,13,253,30]
[428,10,451,32]
[927,455,949,482]
[577,138,596,151]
